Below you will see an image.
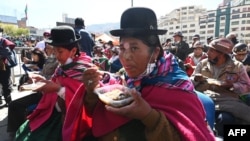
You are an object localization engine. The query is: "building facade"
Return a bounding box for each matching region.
[158,5,207,44]
[158,0,250,44]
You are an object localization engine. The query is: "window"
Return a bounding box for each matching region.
[232,14,240,19]
[232,9,240,14]
[220,23,225,26]
[169,27,173,30]
[183,25,187,28]
[182,7,187,10]
[231,27,238,31]
[242,14,246,18]
[189,30,195,33]
[189,11,194,14]
[221,16,225,20]
[231,21,239,25]
[170,22,173,25]
[181,17,187,21]
[220,29,224,32]
[208,13,215,17]
[246,34,250,37]
[242,20,246,24]
[247,20,250,24]
[188,16,194,20]
[200,31,206,34]
[176,26,180,29]
[199,20,207,24]
[189,36,193,41]
[200,25,206,29]
[190,24,195,27]
[182,12,187,15]
[246,27,250,30]
[243,8,248,12]
[182,30,187,33]
[208,24,214,28]
[207,30,214,34]
[241,27,246,31]
[189,6,194,9]
[207,19,215,22]
[247,13,250,17]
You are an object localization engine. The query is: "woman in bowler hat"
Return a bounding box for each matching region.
[15,26,94,141]
[81,7,215,141]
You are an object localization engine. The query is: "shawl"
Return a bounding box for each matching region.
[28,52,93,141]
[91,52,213,140]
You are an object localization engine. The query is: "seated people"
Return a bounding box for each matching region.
[92,44,110,71]
[7,43,59,138]
[15,26,94,141]
[81,7,215,141]
[22,48,46,72]
[184,41,207,76]
[109,46,122,73]
[232,42,250,105]
[190,38,250,137]
[232,43,250,77]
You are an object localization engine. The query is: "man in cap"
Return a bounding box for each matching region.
[191,38,250,137]
[226,32,239,45]
[232,43,250,106]
[0,37,16,106]
[207,36,213,45]
[162,38,172,52]
[35,31,50,50]
[191,34,200,48]
[184,41,207,76]
[170,31,190,61]
[74,17,95,57]
[232,43,250,77]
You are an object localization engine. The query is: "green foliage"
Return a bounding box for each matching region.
[0,23,29,37]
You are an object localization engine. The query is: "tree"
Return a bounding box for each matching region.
[0,23,29,37]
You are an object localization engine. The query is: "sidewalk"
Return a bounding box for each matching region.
[0,54,25,141]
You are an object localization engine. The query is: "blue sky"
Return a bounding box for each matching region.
[0,0,222,28]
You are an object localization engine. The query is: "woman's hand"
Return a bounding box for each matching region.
[105,88,152,120]
[34,80,61,93]
[23,57,30,64]
[82,67,103,93]
[30,73,46,82]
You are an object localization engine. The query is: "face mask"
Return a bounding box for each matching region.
[64,57,73,65]
[137,52,156,77]
[137,63,156,77]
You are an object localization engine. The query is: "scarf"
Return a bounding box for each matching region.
[92,52,201,138]
[53,54,94,81]
[28,53,93,141]
[127,52,194,93]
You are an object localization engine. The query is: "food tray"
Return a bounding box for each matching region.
[94,84,133,107]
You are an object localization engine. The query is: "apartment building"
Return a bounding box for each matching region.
[158,0,250,44]
[158,5,207,44]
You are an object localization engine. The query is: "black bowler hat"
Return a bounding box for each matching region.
[110,7,167,36]
[46,25,80,46]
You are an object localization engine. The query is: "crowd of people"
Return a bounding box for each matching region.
[1,6,250,141]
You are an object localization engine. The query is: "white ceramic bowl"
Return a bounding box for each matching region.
[94,84,133,107]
